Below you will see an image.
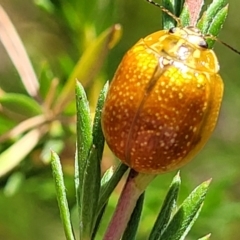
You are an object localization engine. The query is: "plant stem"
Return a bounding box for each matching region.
[103,170,156,240]
[185,0,203,25]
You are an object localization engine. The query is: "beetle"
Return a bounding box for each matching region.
[101,1,225,174]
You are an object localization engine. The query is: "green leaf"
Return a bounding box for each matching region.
[122,193,145,240]
[90,166,115,236]
[160,179,211,240]
[54,24,122,113]
[74,82,107,238]
[101,167,115,188]
[197,0,227,34]
[92,81,109,162]
[0,115,15,134]
[80,145,101,239]
[161,0,185,29]
[198,233,211,240]
[174,0,185,17]
[162,0,177,29]
[51,151,75,240]
[0,128,43,177]
[92,202,108,239]
[205,5,228,48]
[75,81,92,214]
[58,1,81,33]
[40,139,64,164]
[93,164,129,238]
[0,93,42,117]
[97,163,128,216]
[3,171,25,196]
[34,0,55,13]
[196,0,228,48]
[149,172,181,240]
[38,61,55,99]
[179,5,190,27]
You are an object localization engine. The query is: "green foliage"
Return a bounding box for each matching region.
[52,109,211,239]
[0,0,240,240]
[0,93,42,117]
[197,0,228,47]
[0,0,121,177]
[149,173,181,239]
[51,151,75,240]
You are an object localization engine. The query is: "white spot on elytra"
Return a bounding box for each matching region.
[164,132,171,137]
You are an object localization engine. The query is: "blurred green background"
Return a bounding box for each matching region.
[0,0,240,239]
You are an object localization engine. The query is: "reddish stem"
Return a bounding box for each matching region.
[185,0,204,26]
[103,170,156,240]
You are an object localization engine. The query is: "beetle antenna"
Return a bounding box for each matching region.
[205,35,240,55]
[146,0,240,55]
[145,0,181,26]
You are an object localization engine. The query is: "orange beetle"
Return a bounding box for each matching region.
[101,8,223,174]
